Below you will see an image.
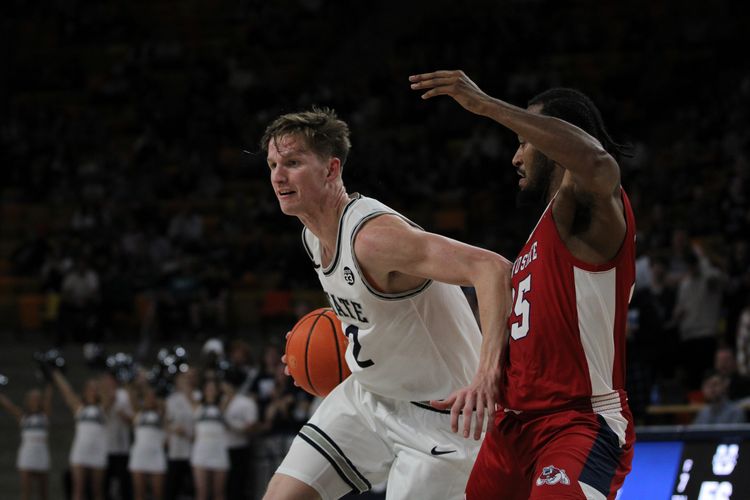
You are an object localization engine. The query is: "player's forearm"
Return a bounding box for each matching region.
[473,264,512,374]
[479,96,612,177]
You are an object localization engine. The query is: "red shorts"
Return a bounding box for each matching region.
[466,407,634,499]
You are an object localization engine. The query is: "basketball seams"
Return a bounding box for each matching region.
[286,307,349,397]
[304,312,326,397]
[323,314,344,385]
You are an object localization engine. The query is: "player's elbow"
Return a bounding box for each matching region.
[473,252,512,285]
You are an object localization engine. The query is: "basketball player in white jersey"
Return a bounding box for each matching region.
[260,107,512,500]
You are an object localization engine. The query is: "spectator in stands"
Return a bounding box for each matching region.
[58,257,101,344]
[249,344,281,419]
[227,340,257,395]
[737,299,750,376]
[672,248,726,389]
[165,372,194,500]
[693,371,746,425]
[168,204,203,250]
[99,371,134,500]
[714,346,750,400]
[222,368,260,500]
[196,263,230,335]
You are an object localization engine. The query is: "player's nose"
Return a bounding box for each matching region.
[511,147,523,168]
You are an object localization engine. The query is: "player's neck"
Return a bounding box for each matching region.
[300,190,351,248]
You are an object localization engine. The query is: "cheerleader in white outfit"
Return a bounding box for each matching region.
[191,379,228,500]
[52,369,108,500]
[0,385,52,500]
[128,384,167,500]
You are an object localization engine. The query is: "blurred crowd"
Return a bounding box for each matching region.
[1,339,315,500]
[2,0,750,428]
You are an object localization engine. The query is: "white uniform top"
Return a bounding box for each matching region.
[18,413,50,471]
[224,393,258,448]
[190,405,229,470]
[106,388,133,454]
[166,392,194,460]
[128,410,167,473]
[301,194,482,401]
[70,405,108,468]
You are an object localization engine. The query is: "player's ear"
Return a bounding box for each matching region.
[327,157,342,180]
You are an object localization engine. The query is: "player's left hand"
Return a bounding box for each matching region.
[430,368,500,440]
[409,70,491,116]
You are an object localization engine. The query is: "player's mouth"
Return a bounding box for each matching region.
[516,168,527,187]
[278,189,296,198]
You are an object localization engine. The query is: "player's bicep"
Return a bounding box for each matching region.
[357,219,501,286]
[565,150,621,198]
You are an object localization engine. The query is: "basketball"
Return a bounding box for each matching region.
[285,308,351,397]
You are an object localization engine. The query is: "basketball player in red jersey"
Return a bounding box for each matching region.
[411,70,636,499]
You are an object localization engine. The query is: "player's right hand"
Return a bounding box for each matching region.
[281,331,299,386]
[409,70,491,116]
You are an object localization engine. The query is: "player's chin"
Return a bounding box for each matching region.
[277,198,298,216]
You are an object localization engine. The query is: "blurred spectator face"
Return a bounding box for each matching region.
[142,386,158,410]
[267,133,333,217]
[264,345,280,369]
[203,380,219,404]
[715,349,738,376]
[671,229,689,252]
[84,379,100,404]
[175,372,192,393]
[99,372,118,392]
[702,374,729,404]
[650,257,666,280]
[25,389,42,413]
[229,340,252,366]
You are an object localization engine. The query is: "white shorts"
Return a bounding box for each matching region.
[276,377,481,500]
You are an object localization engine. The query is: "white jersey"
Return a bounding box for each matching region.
[18,413,50,471]
[301,194,481,401]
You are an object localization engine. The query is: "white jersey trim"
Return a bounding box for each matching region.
[574,267,617,396]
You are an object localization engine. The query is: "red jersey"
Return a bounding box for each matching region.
[500,188,636,413]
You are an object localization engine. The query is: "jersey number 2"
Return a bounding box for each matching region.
[344,325,374,368]
[510,275,531,340]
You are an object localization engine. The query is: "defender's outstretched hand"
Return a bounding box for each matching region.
[410,70,491,115]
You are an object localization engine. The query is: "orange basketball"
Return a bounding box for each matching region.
[285,308,351,397]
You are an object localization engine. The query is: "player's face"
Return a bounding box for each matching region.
[511,104,555,207]
[267,134,329,217]
[512,139,554,207]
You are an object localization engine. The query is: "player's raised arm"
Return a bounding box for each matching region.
[354,215,512,439]
[410,70,620,198]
